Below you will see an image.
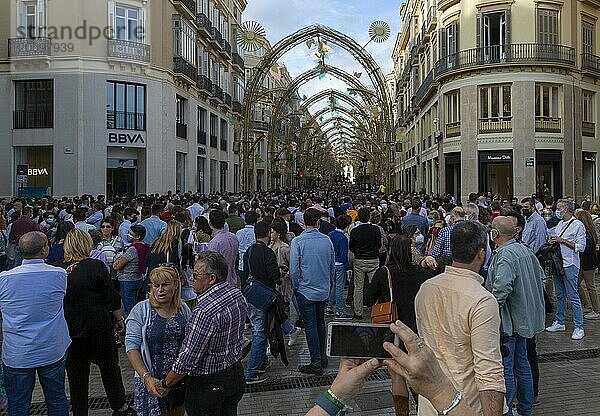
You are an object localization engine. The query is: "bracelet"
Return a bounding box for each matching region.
[142,372,149,384]
[315,391,349,416]
[438,391,462,415]
[326,389,351,412]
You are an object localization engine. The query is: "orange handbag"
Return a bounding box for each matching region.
[370,266,398,324]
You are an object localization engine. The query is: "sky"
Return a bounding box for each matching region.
[243,0,401,109]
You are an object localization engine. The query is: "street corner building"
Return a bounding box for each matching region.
[390,0,600,202]
[0,0,249,198]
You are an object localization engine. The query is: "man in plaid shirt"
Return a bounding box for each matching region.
[430,207,466,258]
[159,251,247,416]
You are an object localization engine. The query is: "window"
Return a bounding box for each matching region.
[210,113,218,148]
[173,17,196,65]
[220,119,228,151]
[199,0,208,15]
[537,9,558,45]
[583,91,595,123]
[176,96,187,138]
[446,90,460,123]
[477,11,510,60]
[199,47,209,76]
[441,20,459,68]
[222,18,229,42]
[14,80,53,129]
[18,1,46,38]
[198,107,207,144]
[210,57,218,82]
[108,2,146,43]
[583,21,594,55]
[479,85,511,120]
[535,84,560,119]
[106,81,145,130]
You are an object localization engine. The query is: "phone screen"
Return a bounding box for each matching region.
[328,324,396,359]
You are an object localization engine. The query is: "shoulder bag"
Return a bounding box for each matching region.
[370,266,398,324]
[242,245,278,311]
[536,218,575,277]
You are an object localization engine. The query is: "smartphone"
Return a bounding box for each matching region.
[326,322,401,359]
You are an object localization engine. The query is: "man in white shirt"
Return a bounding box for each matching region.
[73,208,95,232]
[187,195,204,221]
[545,199,586,340]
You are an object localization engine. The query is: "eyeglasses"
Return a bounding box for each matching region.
[192,270,214,281]
[100,225,112,229]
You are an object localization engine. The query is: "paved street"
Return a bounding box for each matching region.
[24,307,600,416]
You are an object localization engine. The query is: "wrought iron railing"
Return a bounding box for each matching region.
[232,52,245,70]
[107,110,146,130]
[232,101,243,114]
[8,37,51,57]
[222,39,232,56]
[582,53,600,74]
[414,70,434,105]
[176,122,188,139]
[13,110,53,129]
[210,27,223,47]
[108,39,150,62]
[173,0,196,15]
[196,13,212,35]
[535,117,561,133]
[427,6,437,31]
[197,74,212,92]
[223,92,232,107]
[211,83,223,101]
[173,57,196,81]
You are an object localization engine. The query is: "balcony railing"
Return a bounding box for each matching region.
[173,0,196,16]
[446,121,461,138]
[535,116,561,133]
[414,70,435,105]
[436,44,575,77]
[107,110,146,130]
[221,39,232,57]
[220,139,227,151]
[210,27,223,48]
[252,120,269,131]
[108,39,150,63]
[211,83,223,101]
[479,117,512,134]
[223,92,232,107]
[583,121,596,137]
[8,37,51,57]
[210,134,217,148]
[197,74,212,93]
[13,110,53,129]
[196,13,212,36]
[173,57,197,82]
[232,52,245,71]
[176,122,188,139]
[197,130,207,144]
[232,100,243,114]
[582,53,600,75]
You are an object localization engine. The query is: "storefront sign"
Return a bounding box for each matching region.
[479,152,512,162]
[486,154,512,161]
[107,131,146,148]
[28,168,49,176]
[525,157,535,168]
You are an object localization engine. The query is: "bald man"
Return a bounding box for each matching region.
[487,216,545,416]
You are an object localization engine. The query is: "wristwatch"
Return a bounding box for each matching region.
[438,391,462,415]
[315,390,349,415]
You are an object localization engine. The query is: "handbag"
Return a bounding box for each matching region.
[370,266,398,324]
[242,246,278,311]
[536,218,575,278]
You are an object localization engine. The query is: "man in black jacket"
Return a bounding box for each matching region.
[349,208,382,319]
[242,222,281,385]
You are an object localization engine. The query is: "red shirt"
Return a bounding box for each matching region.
[9,216,40,243]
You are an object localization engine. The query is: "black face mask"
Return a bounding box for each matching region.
[522,208,531,217]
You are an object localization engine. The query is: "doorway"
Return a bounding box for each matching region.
[479,151,513,199]
[536,150,562,200]
[107,162,137,198]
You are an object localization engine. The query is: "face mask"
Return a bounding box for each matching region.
[46,218,56,225]
[381,204,388,211]
[415,234,424,244]
[126,234,135,243]
[521,209,531,218]
[556,210,564,220]
[428,218,434,225]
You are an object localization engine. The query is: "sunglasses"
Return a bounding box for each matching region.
[100,225,112,228]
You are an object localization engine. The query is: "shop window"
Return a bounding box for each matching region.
[14,80,53,129]
[106,81,146,130]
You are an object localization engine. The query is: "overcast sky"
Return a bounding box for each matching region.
[243,0,401,106]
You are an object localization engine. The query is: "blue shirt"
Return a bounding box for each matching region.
[119,219,132,243]
[86,211,104,230]
[0,259,71,368]
[290,228,335,301]
[140,215,167,245]
[522,212,548,255]
[235,225,255,271]
[328,229,351,271]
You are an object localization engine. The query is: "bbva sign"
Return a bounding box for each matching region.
[107,132,146,148]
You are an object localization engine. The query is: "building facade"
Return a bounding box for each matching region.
[392,0,600,203]
[0,0,246,198]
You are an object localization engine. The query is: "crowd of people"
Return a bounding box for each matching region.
[0,187,598,416]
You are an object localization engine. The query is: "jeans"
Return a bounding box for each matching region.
[66,330,127,416]
[296,291,326,368]
[185,362,245,416]
[120,279,143,315]
[244,304,267,378]
[503,335,533,416]
[3,355,69,416]
[352,258,380,316]
[328,264,346,315]
[554,265,584,329]
[526,336,539,397]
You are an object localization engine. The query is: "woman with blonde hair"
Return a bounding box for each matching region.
[575,209,600,319]
[126,266,192,416]
[145,220,182,276]
[61,229,134,416]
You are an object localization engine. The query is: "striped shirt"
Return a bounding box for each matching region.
[172,282,247,376]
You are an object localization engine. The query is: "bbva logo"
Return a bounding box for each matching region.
[28,168,48,176]
[108,133,145,144]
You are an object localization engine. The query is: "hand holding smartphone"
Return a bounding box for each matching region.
[326,322,402,360]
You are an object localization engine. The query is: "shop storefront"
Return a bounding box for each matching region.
[583,152,596,200]
[197,147,206,194]
[536,150,562,200]
[479,151,513,198]
[445,153,461,199]
[14,146,53,197]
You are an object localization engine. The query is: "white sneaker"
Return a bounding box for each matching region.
[584,311,600,320]
[545,321,566,332]
[288,327,302,346]
[571,328,585,340]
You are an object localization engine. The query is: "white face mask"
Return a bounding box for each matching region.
[381,203,388,211]
[415,234,424,244]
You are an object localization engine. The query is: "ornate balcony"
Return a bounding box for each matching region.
[479,118,512,134]
[583,121,596,137]
[173,57,196,83]
[436,44,575,78]
[221,39,232,58]
[232,52,245,71]
[414,70,435,106]
[196,13,212,37]
[108,39,150,63]
[232,100,243,115]
[535,117,561,133]
[211,83,223,101]
[210,27,223,49]
[8,37,51,58]
[197,74,212,93]
[223,92,232,108]
[445,122,461,138]
[427,6,437,33]
[173,0,196,19]
[252,120,269,131]
[582,53,600,75]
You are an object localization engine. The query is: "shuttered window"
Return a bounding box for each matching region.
[537,9,559,45]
